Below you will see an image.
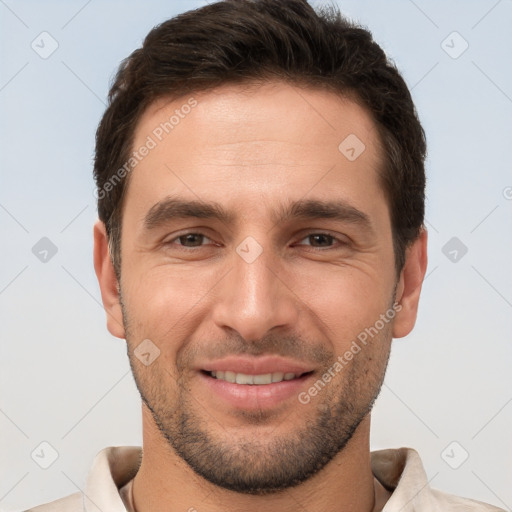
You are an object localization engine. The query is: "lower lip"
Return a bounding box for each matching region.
[199,371,314,410]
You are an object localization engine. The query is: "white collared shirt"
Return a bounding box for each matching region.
[25,446,504,511]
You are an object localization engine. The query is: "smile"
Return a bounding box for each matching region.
[209,370,305,385]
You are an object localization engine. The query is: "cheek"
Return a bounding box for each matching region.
[122,266,217,351]
[125,264,203,314]
[290,263,393,347]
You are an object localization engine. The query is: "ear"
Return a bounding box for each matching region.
[392,228,428,338]
[93,220,126,339]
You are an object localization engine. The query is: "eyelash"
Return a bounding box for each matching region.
[165,232,348,250]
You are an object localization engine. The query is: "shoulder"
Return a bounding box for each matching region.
[371,447,506,511]
[23,491,83,512]
[21,445,141,512]
[430,487,506,511]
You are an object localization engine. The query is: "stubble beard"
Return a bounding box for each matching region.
[121,295,393,495]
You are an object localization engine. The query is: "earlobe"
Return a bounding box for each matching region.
[93,220,126,339]
[392,228,428,339]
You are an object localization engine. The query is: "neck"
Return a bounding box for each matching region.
[132,406,385,512]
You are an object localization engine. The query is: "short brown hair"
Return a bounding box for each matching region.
[94,0,426,278]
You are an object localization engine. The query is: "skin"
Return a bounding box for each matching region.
[94,81,428,512]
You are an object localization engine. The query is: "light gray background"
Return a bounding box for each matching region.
[1,0,511,510]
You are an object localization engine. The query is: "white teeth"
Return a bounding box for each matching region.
[253,374,272,385]
[224,371,236,383]
[210,370,298,384]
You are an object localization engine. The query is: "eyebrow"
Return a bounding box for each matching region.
[143,196,374,234]
[144,197,235,229]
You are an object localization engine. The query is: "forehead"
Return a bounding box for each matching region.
[125,81,387,223]
[137,81,380,158]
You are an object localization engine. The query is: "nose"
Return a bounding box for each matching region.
[211,244,300,342]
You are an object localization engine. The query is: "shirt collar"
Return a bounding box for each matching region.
[83,446,141,512]
[372,447,436,510]
[81,446,433,511]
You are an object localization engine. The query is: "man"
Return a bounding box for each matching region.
[26,0,503,510]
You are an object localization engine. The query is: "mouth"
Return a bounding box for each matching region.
[195,356,317,410]
[198,367,315,411]
[203,370,312,385]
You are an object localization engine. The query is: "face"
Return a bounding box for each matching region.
[96,81,421,494]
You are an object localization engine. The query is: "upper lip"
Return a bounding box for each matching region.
[198,356,315,376]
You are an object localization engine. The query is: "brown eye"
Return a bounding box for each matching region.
[294,232,349,251]
[176,233,207,247]
[297,233,337,248]
[305,234,335,247]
